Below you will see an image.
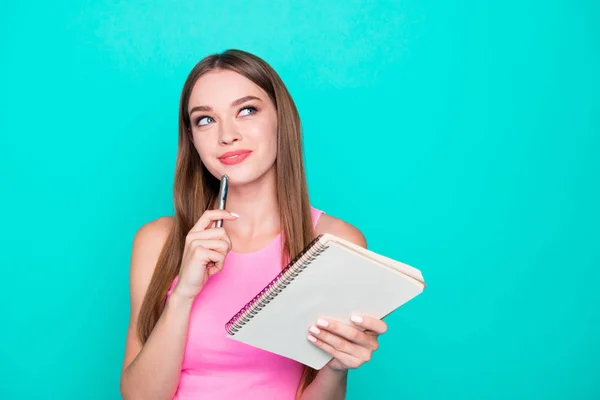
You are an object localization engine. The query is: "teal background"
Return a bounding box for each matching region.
[1,0,598,399]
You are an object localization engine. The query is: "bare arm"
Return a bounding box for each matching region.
[119,210,237,400]
[300,367,348,400]
[119,217,192,400]
[300,214,368,400]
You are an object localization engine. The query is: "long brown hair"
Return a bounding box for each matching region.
[136,49,318,393]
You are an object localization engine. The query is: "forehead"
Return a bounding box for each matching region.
[189,69,267,108]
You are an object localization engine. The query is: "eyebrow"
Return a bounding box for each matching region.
[189,95,262,115]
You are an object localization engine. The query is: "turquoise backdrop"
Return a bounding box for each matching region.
[1,1,598,399]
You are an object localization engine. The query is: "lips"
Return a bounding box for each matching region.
[218,149,252,165]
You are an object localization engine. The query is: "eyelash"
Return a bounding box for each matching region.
[194,105,258,127]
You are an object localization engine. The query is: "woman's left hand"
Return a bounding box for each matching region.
[307,315,387,371]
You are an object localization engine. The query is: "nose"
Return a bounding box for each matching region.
[218,119,241,145]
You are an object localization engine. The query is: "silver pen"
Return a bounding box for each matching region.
[215,174,229,228]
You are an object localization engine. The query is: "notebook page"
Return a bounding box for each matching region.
[226,241,424,369]
[322,233,424,284]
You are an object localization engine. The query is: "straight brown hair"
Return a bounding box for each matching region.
[136,49,318,394]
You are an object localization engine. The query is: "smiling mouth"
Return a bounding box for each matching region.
[218,150,252,165]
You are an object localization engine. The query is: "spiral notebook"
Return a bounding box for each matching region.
[225,233,426,370]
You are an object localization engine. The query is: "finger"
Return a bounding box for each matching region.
[191,210,239,233]
[312,318,373,348]
[308,324,371,361]
[187,227,229,240]
[188,239,230,254]
[307,334,364,369]
[186,228,232,249]
[350,315,388,335]
[200,248,226,271]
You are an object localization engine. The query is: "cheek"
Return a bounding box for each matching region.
[192,137,213,165]
[271,134,278,158]
[248,119,277,157]
[264,128,278,161]
[265,120,278,156]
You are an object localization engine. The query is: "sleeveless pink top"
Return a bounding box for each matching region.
[165,206,325,399]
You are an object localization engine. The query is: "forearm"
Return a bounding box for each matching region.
[120,292,194,400]
[301,367,348,400]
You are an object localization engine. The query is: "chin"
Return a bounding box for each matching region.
[229,170,272,186]
[208,163,275,187]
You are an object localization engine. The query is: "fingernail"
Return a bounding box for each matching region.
[307,335,317,343]
[309,326,320,335]
[351,315,363,324]
[230,212,240,218]
[316,319,329,328]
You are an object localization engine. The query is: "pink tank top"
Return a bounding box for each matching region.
[165,206,325,400]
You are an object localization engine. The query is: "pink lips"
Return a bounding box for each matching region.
[218,149,252,165]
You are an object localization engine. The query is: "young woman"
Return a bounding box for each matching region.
[119,49,388,400]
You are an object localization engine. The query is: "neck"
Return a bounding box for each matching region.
[220,167,280,241]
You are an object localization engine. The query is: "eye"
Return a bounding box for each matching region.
[239,106,258,117]
[195,116,214,127]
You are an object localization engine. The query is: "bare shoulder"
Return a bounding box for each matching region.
[121,216,174,374]
[126,217,171,307]
[132,216,174,249]
[314,213,367,248]
[130,216,174,280]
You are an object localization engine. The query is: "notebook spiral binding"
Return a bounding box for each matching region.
[225,234,330,335]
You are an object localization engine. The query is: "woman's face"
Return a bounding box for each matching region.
[188,69,278,186]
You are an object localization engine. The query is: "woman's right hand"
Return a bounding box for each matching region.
[172,209,239,300]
